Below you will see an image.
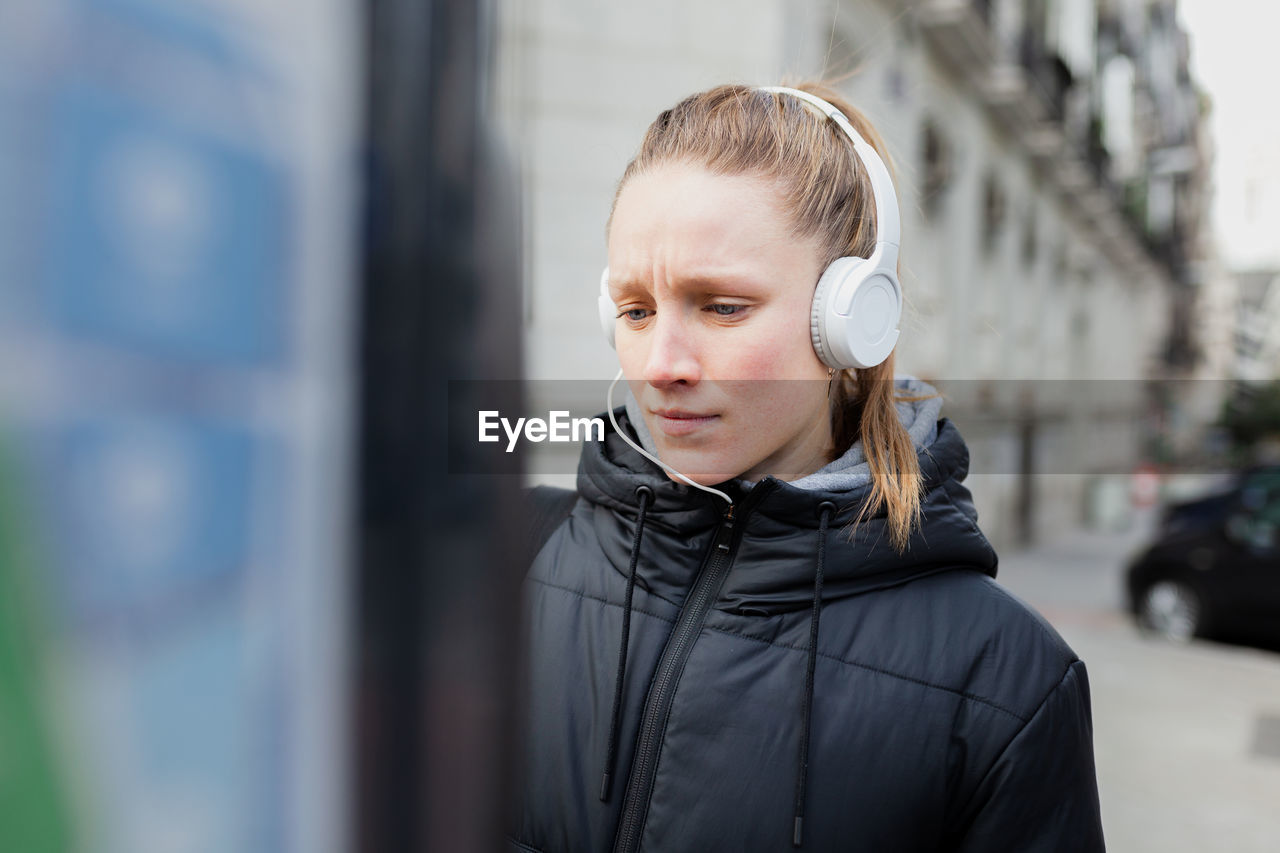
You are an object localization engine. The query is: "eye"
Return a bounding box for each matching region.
[618,307,651,322]
[707,303,744,316]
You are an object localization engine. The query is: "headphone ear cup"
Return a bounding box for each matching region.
[811,255,902,370]
[810,258,861,369]
[598,267,617,348]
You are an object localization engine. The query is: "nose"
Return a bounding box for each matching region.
[642,311,702,388]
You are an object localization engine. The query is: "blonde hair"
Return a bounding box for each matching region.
[611,82,924,550]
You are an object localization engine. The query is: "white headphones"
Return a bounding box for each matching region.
[598,86,902,370]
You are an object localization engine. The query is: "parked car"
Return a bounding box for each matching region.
[1126,467,1280,646]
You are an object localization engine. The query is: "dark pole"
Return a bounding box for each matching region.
[357,0,524,850]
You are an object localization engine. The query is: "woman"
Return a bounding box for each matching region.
[513,83,1104,852]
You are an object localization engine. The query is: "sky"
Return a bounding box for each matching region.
[1178,0,1280,270]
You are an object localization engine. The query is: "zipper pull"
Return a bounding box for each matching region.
[717,504,735,551]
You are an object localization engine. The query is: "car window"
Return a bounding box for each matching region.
[1234,475,1280,551]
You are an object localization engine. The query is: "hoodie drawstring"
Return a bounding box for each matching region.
[601,484,653,802]
[793,500,835,846]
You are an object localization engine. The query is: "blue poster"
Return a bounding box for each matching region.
[1,0,356,850]
[44,84,289,364]
[45,414,254,622]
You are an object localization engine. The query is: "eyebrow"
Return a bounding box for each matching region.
[608,271,767,297]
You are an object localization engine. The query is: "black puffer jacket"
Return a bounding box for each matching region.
[513,412,1104,852]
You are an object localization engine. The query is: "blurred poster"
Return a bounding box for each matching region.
[0,1,359,852]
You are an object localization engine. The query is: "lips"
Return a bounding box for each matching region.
[651,408,720,437]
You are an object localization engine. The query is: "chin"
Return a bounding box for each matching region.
[662,469,738,488]
[653,447,747,487]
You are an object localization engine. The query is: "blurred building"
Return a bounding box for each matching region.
[1234,269,1280,381]
[1210,95,1280,273]
[498,0,1212,547]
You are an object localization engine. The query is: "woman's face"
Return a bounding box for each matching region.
[607,162,834,485]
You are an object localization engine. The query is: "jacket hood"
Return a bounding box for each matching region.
[577,398,998,616]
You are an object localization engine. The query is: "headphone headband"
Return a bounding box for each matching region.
[757,86,901,263]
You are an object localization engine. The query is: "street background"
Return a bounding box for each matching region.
[998,502,1280,850]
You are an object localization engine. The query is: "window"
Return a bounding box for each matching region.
[981,174,1006,256]
[920,118,952,219]
[1022,204,1038,266]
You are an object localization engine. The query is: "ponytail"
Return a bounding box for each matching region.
[831,355,928,551]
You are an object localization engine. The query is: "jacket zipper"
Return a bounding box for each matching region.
[612,484,771,853]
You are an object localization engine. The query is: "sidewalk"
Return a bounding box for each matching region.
[998,525,1280,853]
